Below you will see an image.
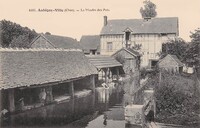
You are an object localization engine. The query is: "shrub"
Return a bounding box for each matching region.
[154,72,200,125]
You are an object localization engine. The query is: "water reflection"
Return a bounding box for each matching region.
[1,83,130,128]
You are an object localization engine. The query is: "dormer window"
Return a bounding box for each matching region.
[123,27,133,41]
[123,27,133,48]
[125,31,131,41]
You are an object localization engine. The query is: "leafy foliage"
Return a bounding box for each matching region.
[185,29,200,68]
[10,34,31,48]
[140,0,157,18]
[0,20,37,48]
[159,38,188,61]
[153,71,200,125]
[131,43,142,51]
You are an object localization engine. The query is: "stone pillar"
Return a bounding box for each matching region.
[8,89,15,112]
[90,75,95,93]
[69,82,74,99]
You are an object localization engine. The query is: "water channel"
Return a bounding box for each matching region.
[1,82,144,128]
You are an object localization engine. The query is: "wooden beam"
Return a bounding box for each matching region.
[105,68,108,83]
[8,89,15,112]
[19,76,86,89]
[90,75,95,93]
[69,82,74,99]
[116,68,119,81]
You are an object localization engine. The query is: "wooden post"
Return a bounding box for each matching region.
[159,70,161,86]
[8,89,15,112]
[105,68,108,83]
[102,70,103,80]
[90,75,95,93]
[46,86,53,103]
[69,82,74,99]
[116,68,119,81]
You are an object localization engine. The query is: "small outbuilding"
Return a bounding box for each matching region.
[87,55,125,83]
[112,47,140,75]
[158,54,184,73]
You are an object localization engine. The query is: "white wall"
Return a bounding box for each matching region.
[100,33,176,67]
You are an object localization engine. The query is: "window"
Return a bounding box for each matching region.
[90,50,96,55]
[161,33,167,36]
[107,42,113,52]
[125,31,131,40]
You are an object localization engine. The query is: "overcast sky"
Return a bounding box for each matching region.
[0,0,200,41]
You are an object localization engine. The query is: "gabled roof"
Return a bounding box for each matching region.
[159,54,184,67]
[0,48,97,90]
[101,17,178,35]
[30,34,81,49]
[86,55,122,69]
[112,47,140,57]
[79,35,100,53]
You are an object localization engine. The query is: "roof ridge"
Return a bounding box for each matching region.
[81,35,99,36]
[0,47,82,52]
[108,17,178,21]
[44,33,76,40]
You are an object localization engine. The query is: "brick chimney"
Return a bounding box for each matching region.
[104,16,107,26]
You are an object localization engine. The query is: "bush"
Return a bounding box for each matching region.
[154,72,200,125]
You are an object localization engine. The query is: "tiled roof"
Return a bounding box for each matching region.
[87,55,122,69]
[169,54,184,67]
[31,34,81,49]
[79,35,100,54]
[112,47,140,57]
[101,17,178,35]
[0,48,97,90]
[159,54,184,67]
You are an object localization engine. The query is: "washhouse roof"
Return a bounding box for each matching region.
[0,48,97,90]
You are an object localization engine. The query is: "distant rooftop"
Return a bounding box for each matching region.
[87,55,122,69]
[30,34,81,49]
[79,35,100,54]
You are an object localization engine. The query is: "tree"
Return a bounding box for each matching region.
[10,34,31,48]
[140,0,157,18]
[159,37,188,61]
[0,20,37,47]
[185,28,200,68]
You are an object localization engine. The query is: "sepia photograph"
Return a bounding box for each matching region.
[0,0,200,127]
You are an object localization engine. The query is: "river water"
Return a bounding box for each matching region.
[1,83,142,128]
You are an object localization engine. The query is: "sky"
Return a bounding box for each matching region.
[0,0,200,41]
